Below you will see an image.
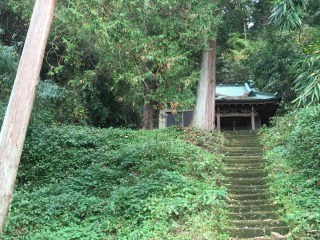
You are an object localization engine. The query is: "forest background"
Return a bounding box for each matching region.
[0,0,319,128]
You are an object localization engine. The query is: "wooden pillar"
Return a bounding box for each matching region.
[251,111,256,130]
[158,110,166,128]
[216,112,221,131]
[0,0,56,233]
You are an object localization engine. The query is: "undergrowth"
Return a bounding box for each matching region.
[2,126,227,239]
[261,106,320,240]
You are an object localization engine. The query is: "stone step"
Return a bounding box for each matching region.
[228,204,278,212]
[224,133,259,137]
[226,146,263,150]
[225,137,260,141]
[228,220,285,228]
[225,135,259,138]
[226,168,265,173]
[223,132,288,239]
[225,161,264,165]
[225,134,259,137]
[227,211,278,220]
[225,184,268,191]
[224,158,264,164]
[225,138,259,140]
[223,155,264,162]
[235,237,287,240]
[226,171,267,178]
[225,136,260,140]
[225,158,264,162]
[229,192,270,201]
[225,137,259,140]
[225,155,264,159]
[225,146,263,152]
[225,166,267,170]
[227,199,271,206]
[224,130,258,134]
[227,177,268,185]
[225,139,260,143]
[226,226,289,239]
[227,152,263,156]
[227,153,263,157]
[227,143,262,147]
[228,188,268,195]
[225,163,265,170]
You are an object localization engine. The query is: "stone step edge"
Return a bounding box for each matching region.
[227,192,270,200]
[227,203,279,208]
[226,226,289,233]
[226,180,268,185]
[228,219,285,225]
[225,173,268,178]
[225,165,265,169]
[228,198,271,203]
[225,184,268,189]
[226,226,289,238]
[234,237,287,240]
[224,156,264,159]
[226,177,268,181]
[227,211,278,219]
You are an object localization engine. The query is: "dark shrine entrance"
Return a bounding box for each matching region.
[215,108,260,131]
[217,117,251,131]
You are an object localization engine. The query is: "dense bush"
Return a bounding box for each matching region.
[0,44,18,100]
[31,80,88,126]
[262,106,320,239]
[3,127,227,239]
[0,44,17,127]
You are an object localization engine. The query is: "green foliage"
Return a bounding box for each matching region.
[269,0,309,30]
[66,0,220,112]
[294,53,320,106]
[269,0,320,107]
[4,0,220,127]
[262,106,320,238]
[0,43,18,126]
[248,31,300,102]
[218,33,252,83]
[0,44,18,100]
[217,0,320,110]
[31,80,87,126]
[38,0,220,127]
[218,30,301,103]
[293,27,320,106]
[3,127,227,239]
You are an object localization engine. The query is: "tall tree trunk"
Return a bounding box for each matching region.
[192,40,217,131]
[142,100,156,130]
[142,81,156,130]
[0,0,56,233]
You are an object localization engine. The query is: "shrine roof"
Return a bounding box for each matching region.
[215,81,281,103]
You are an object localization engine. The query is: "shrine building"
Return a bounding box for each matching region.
[159,81,281,131]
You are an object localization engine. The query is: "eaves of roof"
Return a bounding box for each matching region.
[215,82,281,103]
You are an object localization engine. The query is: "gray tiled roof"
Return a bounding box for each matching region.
[216,82,281,102]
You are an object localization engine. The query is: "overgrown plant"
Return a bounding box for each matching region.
[0,44,18,101]
[261,106,320,239]
[2,127,228,239]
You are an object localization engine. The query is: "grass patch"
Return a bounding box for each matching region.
[3,126,228,239]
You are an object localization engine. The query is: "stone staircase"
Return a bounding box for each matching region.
[223,131,289,240]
